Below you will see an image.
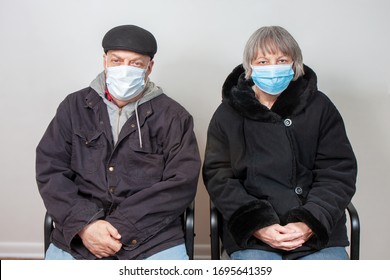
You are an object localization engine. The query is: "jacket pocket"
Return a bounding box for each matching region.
[126,137,164,180]
[71,130,105,173]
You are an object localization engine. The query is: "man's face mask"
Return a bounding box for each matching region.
[106,65,147,101]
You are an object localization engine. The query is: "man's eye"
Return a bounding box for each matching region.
[133,62,143,67]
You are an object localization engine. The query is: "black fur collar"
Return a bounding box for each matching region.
[222,64,318,121]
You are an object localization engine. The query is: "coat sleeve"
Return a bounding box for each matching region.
[105,113,201,248]
[202,106,280,247]
[36,97,105,249]
[285,98,357,247]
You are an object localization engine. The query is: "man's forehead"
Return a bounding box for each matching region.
[107,50,149,60]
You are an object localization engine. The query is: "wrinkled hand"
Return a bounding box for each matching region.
[79,220,122,258]
[253,223,306,251]
[284,222,313,243]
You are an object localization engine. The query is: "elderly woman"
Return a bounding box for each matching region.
[203,26,357,260]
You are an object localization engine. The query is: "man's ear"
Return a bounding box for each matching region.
[103,53,108,69]
[146,59,154,76]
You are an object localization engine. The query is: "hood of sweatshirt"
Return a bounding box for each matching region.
[90,71,163,146]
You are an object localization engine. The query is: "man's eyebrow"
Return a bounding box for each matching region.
[110,54,122,59]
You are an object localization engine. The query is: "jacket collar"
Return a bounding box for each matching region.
[84,88,103,109]
[222,64,318,121]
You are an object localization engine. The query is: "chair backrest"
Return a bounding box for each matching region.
[44,201,195,259]
[210,200,360,260]
[346,202,360,260]
[184,201,195,259]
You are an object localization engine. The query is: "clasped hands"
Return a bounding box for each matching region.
[253,222,313,251]
[78,220,122,258]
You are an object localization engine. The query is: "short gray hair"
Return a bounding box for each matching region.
[243,26,304,80]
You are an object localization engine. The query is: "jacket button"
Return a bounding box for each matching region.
[295,186,303,195]
[284,119,292,127]
[108,186,115,194]
[131,239,137,245]
[131,124,136,128]
[108,166,114,172]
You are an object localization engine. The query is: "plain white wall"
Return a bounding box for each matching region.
[0,0,389,259]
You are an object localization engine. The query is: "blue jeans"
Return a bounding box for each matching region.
[45,243,188,260]
[230,247,349,260]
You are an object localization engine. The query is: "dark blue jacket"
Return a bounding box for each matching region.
[36,88,200,259]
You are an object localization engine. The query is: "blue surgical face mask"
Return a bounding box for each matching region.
[251,64,294,95]
[106,65,147,101]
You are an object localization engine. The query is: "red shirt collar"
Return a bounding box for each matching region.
[105,87,113,102]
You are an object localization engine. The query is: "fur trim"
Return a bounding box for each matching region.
[222,64,318,121]
[228,200,280,247]
[285,207,329,247]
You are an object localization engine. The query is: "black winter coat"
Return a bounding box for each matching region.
[203,64,357,259]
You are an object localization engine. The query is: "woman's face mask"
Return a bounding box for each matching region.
[251,64,294,95]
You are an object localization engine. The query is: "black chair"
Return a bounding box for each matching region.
[210,200,360,260]
[44,201,196,259]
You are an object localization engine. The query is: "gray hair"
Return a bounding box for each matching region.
[243,26,304,80]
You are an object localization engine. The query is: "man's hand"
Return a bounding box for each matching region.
[79,220,122,258]
[253,223,305,251]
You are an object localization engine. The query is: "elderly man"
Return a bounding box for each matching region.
[36,25,201,260]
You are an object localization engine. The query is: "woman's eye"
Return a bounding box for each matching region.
[278,58,291,64]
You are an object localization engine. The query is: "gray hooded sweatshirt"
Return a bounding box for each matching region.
[90,71,163,146]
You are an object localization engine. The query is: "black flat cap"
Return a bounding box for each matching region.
[102,25,157,58]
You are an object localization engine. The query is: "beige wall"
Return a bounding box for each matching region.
[0,0,389,259]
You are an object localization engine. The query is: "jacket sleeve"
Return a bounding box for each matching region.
[36,98,104,249]
[202,107,280,247]
[105,113,200,248]
[285,99,357,247]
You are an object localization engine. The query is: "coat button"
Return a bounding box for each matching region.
[131,124,136,128]
[295,186,303,195]
[108,166,114,172]
[284,119,292,127]
[108,186,115,194]
[131,239,137,245]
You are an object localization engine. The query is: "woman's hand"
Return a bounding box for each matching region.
[284,222,313,243]
[253,223,306,251]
